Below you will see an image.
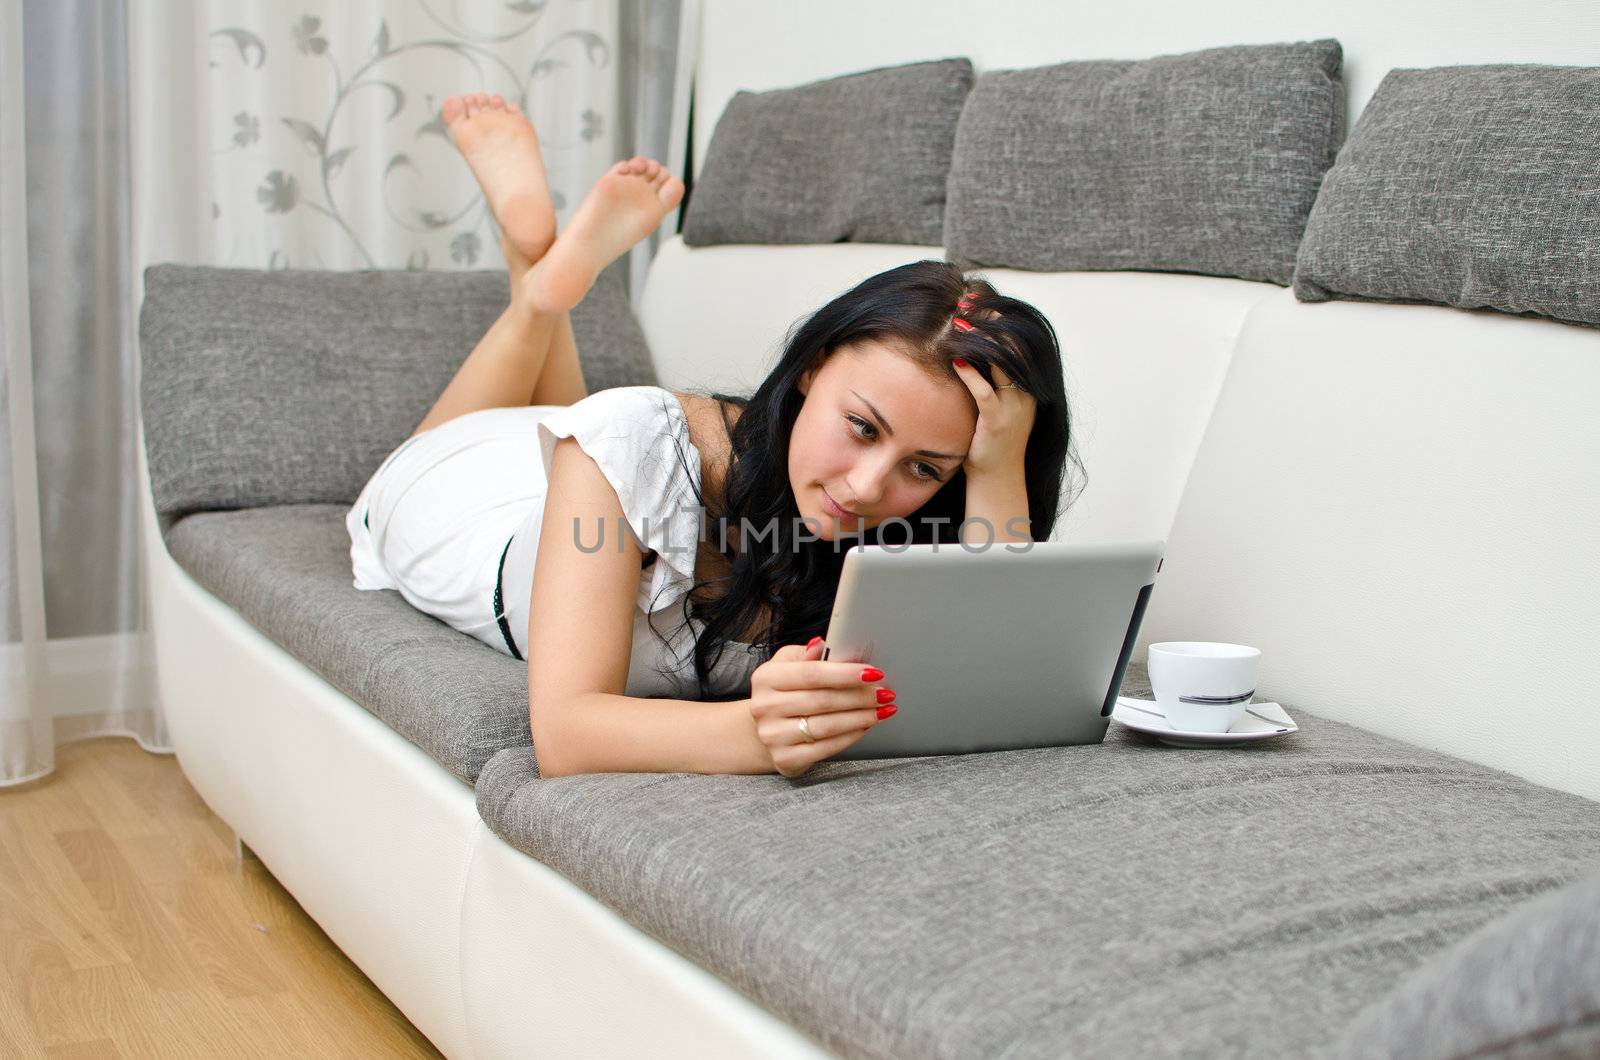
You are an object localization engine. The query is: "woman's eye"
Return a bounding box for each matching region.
[847,416,943,482]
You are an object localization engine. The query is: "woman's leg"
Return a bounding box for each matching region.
[408,299,560,438]
[500,230,587,409]
[528,310,588,408]
[517,154,682,403]
[412,149,684,436]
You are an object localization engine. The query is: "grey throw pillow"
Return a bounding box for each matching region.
[1325,862,1600,1059]
[681,57,975,247]
[1293,64,1600,328]
[943,40,1345,285]
[139,260,656,521]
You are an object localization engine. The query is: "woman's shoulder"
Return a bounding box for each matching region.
[670,390,744,506]
[538,387,690,463]
[550,386,739,508]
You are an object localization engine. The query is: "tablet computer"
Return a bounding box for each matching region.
[821,539,1164,759]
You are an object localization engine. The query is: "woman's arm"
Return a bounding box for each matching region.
[537,692,771,777]
[528,436,772,777]
[963,466,1033,546]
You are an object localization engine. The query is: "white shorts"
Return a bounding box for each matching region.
[346,405,559,656]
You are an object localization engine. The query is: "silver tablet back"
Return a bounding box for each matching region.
[822,539,1163,759]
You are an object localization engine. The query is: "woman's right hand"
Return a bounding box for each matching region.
[748,637,897,778]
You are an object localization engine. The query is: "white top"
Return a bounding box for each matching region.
[499,385,766,699]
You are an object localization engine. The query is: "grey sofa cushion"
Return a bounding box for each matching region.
[1327,865,1600,1060]
[164,505,531,783]
[476,661,1600,1059]
[1294,65,1600,328]
[944,40,1344,285]
[139,261,656,528]
[681,58,974,247]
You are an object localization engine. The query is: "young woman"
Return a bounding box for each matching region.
[347,93,1080,780]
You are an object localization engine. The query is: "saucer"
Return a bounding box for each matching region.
[1111,697,1298,748]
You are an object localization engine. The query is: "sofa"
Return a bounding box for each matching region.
[135,2,1600,1057]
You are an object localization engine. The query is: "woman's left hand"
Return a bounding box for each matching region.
[952,358,1036,480]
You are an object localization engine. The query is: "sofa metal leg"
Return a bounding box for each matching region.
[235,831,259,863]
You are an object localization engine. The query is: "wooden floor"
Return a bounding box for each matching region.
[0,737,442,1058]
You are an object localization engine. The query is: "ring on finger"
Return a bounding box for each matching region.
[796,715,816,743]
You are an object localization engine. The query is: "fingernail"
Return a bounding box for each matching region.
[876,687,896,704]
[861,666,884,682]
[807,635,823,649]
[954,357,968,368]
[877,704,898,720]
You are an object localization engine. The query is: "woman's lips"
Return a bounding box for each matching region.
[821,487,860,519]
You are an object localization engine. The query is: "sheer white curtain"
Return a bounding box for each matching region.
[3,0,166,787]
[1,0,688,786]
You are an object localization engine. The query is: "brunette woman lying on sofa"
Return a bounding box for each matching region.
[347,92,1078,778]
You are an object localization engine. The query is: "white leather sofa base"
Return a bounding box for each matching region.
[137,435,837,1058]
[458,822,828,1059]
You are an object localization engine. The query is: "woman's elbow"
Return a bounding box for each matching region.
[529,705,575,778]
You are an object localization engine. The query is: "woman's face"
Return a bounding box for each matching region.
[790,340,976,542]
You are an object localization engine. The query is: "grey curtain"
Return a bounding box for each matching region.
[619,0,686,297]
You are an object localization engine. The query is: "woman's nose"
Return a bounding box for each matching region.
[846,460,893,507]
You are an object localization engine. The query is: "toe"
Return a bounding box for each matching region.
[489,94,505,109]
[442,95,466,125]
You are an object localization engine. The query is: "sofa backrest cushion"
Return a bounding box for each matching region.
[1294,64,1600,328]
[941,39,1345,285]
[1137,287,1600,803]
[680,57,974,247]
[138,261,656,520]
[1329,863,1600,1059]
[691,4,1600,177]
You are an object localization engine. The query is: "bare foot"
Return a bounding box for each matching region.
[521,157,686,314]
[442,92,556,265]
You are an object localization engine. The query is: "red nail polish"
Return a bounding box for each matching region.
[876,687,896,704]
[954,357,968,367]
[807,635,823,649]
[861,666,884,682]
[877,705,898,720]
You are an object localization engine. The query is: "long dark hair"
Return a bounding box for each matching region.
[644,258,1084,697]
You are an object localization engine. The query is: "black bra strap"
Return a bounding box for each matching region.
[493,534,523,660]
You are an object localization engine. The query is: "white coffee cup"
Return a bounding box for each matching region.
[1147,642,1260,733]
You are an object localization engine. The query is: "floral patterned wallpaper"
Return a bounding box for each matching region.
[205,0,622,270]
